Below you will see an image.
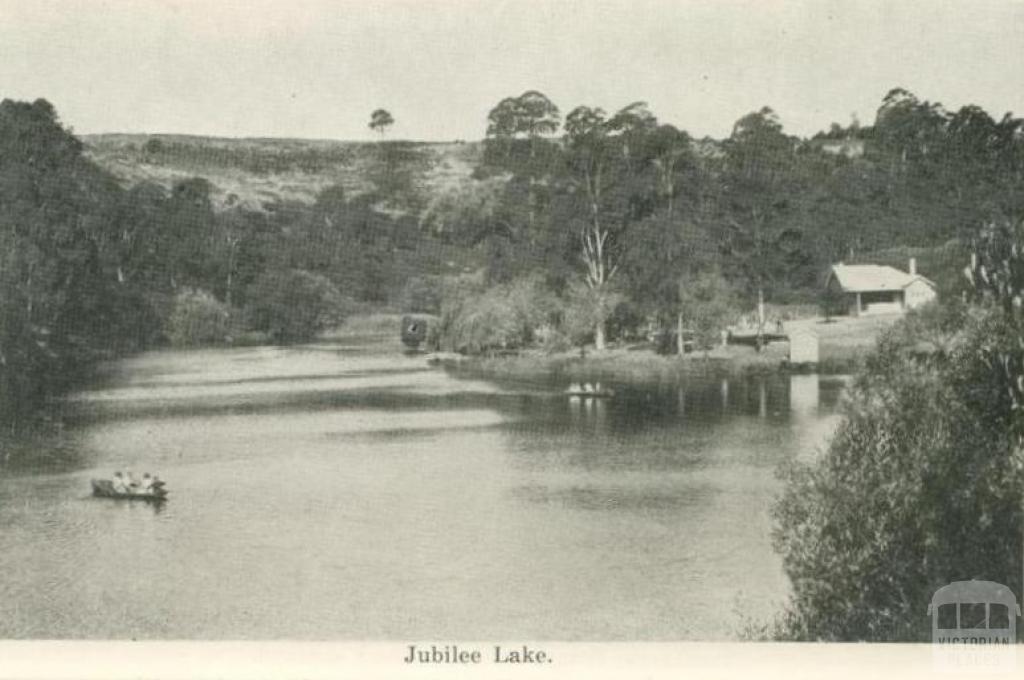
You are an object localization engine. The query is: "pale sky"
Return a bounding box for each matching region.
[1,0,1022,141]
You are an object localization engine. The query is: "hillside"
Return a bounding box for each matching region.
[83,133,483,213]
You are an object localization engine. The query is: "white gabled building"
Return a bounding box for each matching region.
[824,258,937,316]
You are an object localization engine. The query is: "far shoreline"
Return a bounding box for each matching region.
[424,313,902,385]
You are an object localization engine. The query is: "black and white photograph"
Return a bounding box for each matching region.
[0,1,1023,677]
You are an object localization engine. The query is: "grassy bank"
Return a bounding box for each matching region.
[435,313,900,384]
[322,311,897,384]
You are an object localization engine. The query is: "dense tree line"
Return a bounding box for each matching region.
[429,88,1024,354]
[1,99,137,422]
[3,88,1022,421]
[0,99,451,426]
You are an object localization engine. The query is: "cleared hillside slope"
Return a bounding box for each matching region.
[83,134,483,212]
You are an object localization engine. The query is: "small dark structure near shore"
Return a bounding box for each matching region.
[400,315,428,349]
[727,329,787,348]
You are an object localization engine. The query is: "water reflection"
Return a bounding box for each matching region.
[87,494,167,516]
[514,482,716,513]
[0,344,848,640]
[789,374,819,418]
[543,374,844,429]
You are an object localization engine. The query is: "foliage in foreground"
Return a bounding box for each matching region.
[771,299,1024,641]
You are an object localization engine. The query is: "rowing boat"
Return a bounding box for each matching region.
[91,479,168,501]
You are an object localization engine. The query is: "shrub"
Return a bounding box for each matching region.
[561,280,622,348]
[535,323,572,353]
[167,289,230,347]
[771,306,1023,640]
[606,301,647,342]
[398,276,444,315]
[436,275,558,354]
[245,269,345,343]
[425,318,443,351]
[143,137,164,155]
[678,267,737,351]
[819,284,846,322]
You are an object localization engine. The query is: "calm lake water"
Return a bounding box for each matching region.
[0,338,847,639]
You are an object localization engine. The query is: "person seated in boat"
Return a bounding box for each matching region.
[583,383,595,393]
[568,382,581,393]
[111,471,129,493]
[139,473,155,493]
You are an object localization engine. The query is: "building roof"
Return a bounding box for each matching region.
[828,263,935,293]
